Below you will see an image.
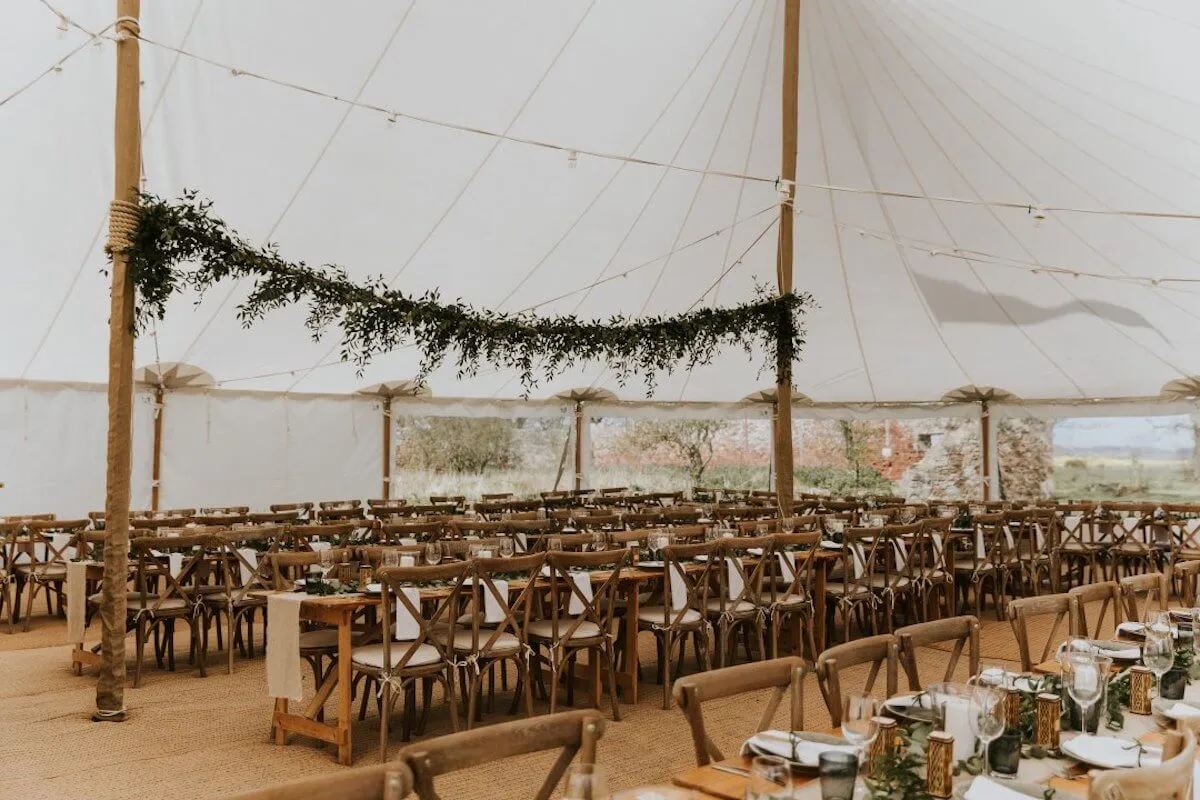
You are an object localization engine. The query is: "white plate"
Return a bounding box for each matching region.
[819,541,843,549]
[639,560,665,568]
[363,582,382,594]
[884,692,935,723]
[1060,734,1161,769]
[1154,699,1200,721]
[743,730,858,768]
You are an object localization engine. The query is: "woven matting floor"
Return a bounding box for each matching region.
[0,602,1114,799]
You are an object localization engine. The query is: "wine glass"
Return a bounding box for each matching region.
[745,754,790,800]
[969,687,1006,779]
[841,695,879,795]
[423,542,442,566]
[591,530,606,552]
[562,764,608,800]
[1143,626,1174,701]
[1064,651,1104,733]
[498,538,515,558]
[546,536,563,552]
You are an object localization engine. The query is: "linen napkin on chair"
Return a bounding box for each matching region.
[168,552,184,579]
[776,550,796,585]
[66,560,88,645]
[237,548,258,585]
[566,571,594,615]
[50,533,75,561]
[266,592,306,701]
[394,587,423,640]
[725,557,745,600]
[668,563,689,611]
[483,580,509,624]
[310,541,332,553]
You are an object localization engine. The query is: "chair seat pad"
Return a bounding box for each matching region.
[87,592,188,612]
[14,563,67,578]
[772,594,812,610]
[637,606,702,626]
[435,629,521,654]
[527,619,603,640]
[704,599,759,615]
[351,642,443,670]
[299,629,340,651]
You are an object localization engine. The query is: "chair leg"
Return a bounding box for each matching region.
[378,679,391,763]
[465,669,481,730]
[134,616,147,688]
[418,677,434,734]
[602,640,622,722]
[660,631,674,711]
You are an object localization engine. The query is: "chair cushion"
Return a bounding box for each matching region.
[526,619,602,640]
[772,594,812,609]
[704,599,759,615]
[434,629,521,654]
[351,642,443,669]
[87,592,189,612]
[13,563,67,579]
[637,606,702,626]
[299,629,339,651]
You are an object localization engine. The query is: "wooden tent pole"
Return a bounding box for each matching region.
[150,385,163,511]
[981,399,992,501]
[573,401,584,493]
[773,0,801,516]
[96,0,141,721]
[381,397,393,501]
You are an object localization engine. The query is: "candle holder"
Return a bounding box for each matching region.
[925,732,954,799]
[1129,666,1153,715]
[868,716,896,770]
[1035,693,1059,749]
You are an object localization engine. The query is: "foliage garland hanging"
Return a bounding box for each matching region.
[122,191,813,395]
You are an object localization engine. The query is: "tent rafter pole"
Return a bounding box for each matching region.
[96,0,141,721]
[382,396,393,501]
[150,385,163,511]
[774,0,801,515]
[981,398,992,501]
[574,401,584,493]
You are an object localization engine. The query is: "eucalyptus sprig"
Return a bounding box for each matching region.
[122,192,814,396]
[865,726,931,800]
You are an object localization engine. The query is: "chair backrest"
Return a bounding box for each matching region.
[1088,728,1194,800]
[815,634,898,726]
[1119,572,1168,623]
[130,533,222,614]
[286,522,357,550]
[448,519,506,539]
[1069,581,1122,639]
[319,499,361,510]
[377,562,471,674]
[769,532,821,606]
[895,616,980,689]
[225,763,413,800]
[655,540,720,629]
[672,657,808,766]
[270,502,314,515]
[571,514,620,532]
[399,709,604,800]
[218,527,282,604]
[838,528,887,599]
[712,535,774,611]
[462,553,544,657]
[267,547,352,588]
[379,521,444,544]
[367,502,409,519]
[882,523,923,593]
[1176,559,1200,607]
[541,550,628,642]
[1008,593,1071,673]
[316,506,366,523]
[357,544,425,569]
[248,510,301,525]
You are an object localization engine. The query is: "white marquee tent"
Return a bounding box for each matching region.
[4,0,1200,515]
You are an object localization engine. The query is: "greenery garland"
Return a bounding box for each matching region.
[122,192,813,396]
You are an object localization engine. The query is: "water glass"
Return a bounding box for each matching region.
[498,538,515,558]
[818,751,858,800]
[745,754,790,800]
[1065,651,1103,724]
[591,530,607,551]
[547,536,563,552]
[563,764,608,800]
[423,542,442,566]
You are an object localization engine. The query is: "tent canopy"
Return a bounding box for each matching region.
[5,0,1200,406]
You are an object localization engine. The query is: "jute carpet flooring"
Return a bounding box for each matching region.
[0,603,1106,799]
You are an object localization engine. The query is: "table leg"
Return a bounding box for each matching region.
[623,582,639,704]
[813,556,827,654]
[337,615,354,765]
[273,698,288,745]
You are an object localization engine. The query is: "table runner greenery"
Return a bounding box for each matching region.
[122,192,813,395]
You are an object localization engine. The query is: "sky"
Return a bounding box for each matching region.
[1052,415,1196,453]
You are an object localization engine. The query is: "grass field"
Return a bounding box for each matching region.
[1051,455,1200,502]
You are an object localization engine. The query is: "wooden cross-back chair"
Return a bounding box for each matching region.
[815,633,899,727]
[1007,593,1071,673]
[130,516,190,531]
[1069,581,1122,640]
[1175,558,1200,607]
[878,523,922,632]
[1055,503,1098,588]
[1025,508,1060,593]
[707,534,774,668]
[316,505,366,523]
[768,531,821,660]
[377,521,443,545]
[225,763,413,800]
[211,527,282,671]
[201,505,250,515]
[621,511,662,529]
[362,561,470,758]
[633,539,718,710]
[192,513,249,527]
[11,518,87,631]
[319,499,361,510]
[128,533,223,686]
[399,709,605,800]
[673,657,808,767]
[0,521,25,633]
[826,528,887,643]
[269,502,313,521]
[480,492,513,501]
[895,616,980,690]
[530,549,626,720]
[1107,503,1156,579]
[1118,571,1169,624]
[285,522,357,550]
[447,552,544,727]
[248,510,300,525]
[916,517,955,620]
[954,513,1008,621]
[447,519,506,540]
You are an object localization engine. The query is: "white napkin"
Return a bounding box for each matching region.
[975,526,988,559]
[893,536,909,571]
[399,555,415,568]
[399,537,417,546]
[777,550,797,584]
[1063,734,1161,768]
[168,553,184,578]
[725,557,745,600]
[1096,644,1141,660]
[483,579,508,624]
[1064,515,1083,539]
[237,547,258,585]
[309,541,331,553]
[964,776,1037,800]
[567,571,594,615]
[850,543,866,578]
[266,592,305,701]
[394,587,422,640]
[668,563,689,611]
[515,532,528,552]
[66,560,87,644]
[741,730,857,766]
